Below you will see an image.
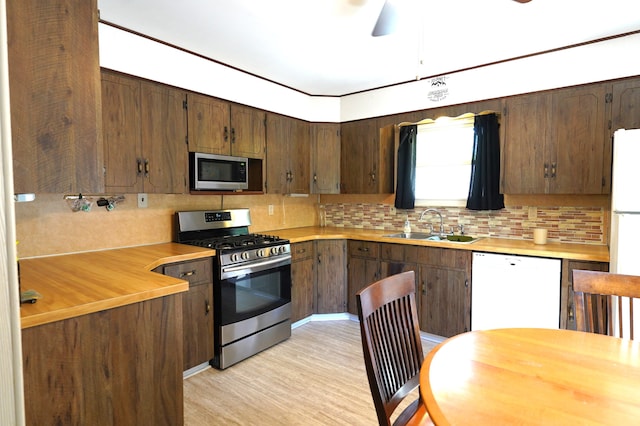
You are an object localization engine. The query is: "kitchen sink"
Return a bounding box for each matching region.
[383,233,482,244]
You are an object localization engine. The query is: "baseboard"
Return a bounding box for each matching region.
[292,313,446,345]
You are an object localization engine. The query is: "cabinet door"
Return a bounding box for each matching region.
[562,260,609,331]
[316,240,347,313]
[550,85,608,194]
[265,113,290,194]
[502,93,552,194]
[347,257,380,315]
[182,283,214,370]
[8,0,104,193]
[102,71,144,193]
[612,78,640,131]
[340,120,378,193]
[291,259,315,322]
[311,123,341,194]
[186,93,230,154]
[418,265,469,337]
[289,118,311,194]
[141,82,188,193]
[230,104,265,159]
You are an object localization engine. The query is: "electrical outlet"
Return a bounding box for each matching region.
[268,205,274,215]
[138,193,148,208]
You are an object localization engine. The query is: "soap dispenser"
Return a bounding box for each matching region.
[403,217,412,234]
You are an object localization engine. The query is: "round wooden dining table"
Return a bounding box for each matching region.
[419,328,640,425]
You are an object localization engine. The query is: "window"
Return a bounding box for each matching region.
[415,114,474,206]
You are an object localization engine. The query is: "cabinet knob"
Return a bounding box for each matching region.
[224,126,229,141]
[180,270,195,278]
[144,159,149,177]
[137,159,143,175]
[544,163,549,178]
[421,282,426,295]
[551,162,557,178]
[231,127,236,143]
[205,300,211,314]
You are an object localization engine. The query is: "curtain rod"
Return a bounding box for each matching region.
[397,110,500,128]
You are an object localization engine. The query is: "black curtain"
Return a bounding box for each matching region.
[466,114,504,210]
[394,125,417,209]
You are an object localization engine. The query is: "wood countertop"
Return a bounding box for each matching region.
[265,226,610,262]
[19,243,215,329]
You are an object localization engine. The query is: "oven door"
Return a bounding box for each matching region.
[217,257,292,326]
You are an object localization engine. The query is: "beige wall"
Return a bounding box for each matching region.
[16,193,319,258]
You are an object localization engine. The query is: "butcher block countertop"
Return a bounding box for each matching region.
[265,227,610,263]
[19,243,215,329]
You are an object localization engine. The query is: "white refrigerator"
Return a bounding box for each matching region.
[610,128,640,275]
[609,128,640,337]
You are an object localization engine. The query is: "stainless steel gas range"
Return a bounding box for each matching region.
[175,209,291,369]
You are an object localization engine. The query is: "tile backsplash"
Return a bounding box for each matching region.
[323,203,605,245]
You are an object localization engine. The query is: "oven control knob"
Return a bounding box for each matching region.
[257,249,266,257]
[231,253,240,262]
[241,251,250,260]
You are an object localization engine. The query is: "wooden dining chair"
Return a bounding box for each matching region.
[356,270,432,426]
[573,270,640,339]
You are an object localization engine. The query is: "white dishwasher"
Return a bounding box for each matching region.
[471,252,561,330]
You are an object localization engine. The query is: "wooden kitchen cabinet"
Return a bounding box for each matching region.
[266,113,310,194]
[22,294,184,425]
[102,71,189,193]
[311,123,341,194]
[611,77,640,132]
[502,83,609,194]
[347,241,380,314]
[186,93,266,159]
[161,258,214,371]
[291,241,316,322]
[315,240,347,313]
[416,247,471,337]
[561,259,609,331]
[7,0,104,194]
[340,119,394,194]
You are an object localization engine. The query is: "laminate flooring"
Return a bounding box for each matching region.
[183,319,438,426]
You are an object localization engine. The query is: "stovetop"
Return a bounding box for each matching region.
[182,233,287,250]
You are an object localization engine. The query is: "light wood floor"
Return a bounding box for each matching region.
[184,319,438,425]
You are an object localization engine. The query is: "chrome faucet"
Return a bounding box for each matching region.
[419,209,444,235]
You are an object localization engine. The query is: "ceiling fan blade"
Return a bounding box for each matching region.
[513,0,532,3]
[372,0,398,37]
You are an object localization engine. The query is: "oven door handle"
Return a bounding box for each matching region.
[221,255,291,278]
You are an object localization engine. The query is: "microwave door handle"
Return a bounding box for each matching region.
[221,256,291,276]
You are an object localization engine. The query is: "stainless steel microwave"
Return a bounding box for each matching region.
[189,152,249,191]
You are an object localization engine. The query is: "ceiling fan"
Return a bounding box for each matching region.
[372,0,532,37]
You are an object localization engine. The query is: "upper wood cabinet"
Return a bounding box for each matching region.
[7,0,104,193]
[502,83,609,194]
[310,123,341,194]
[186,93,266,159]
[611,77,640,132]
[265,113,310,194]
[340,119,394,194]
[102,71,188,194]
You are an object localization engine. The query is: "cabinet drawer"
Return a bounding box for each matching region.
[163,258,213,286]
[348,241,379,259]
[380,243,405,262]
[292,241,314,261]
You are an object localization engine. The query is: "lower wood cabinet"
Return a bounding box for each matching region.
[562,259,609,330]
[22,294,184,426]
[158,258,214,371]
[291,241,315,322]
[347,241,381,314]
[316,240,348,313]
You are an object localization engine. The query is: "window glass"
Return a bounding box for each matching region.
[415,115,474,206]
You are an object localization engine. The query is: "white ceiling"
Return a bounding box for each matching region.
[98,0,640,97]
